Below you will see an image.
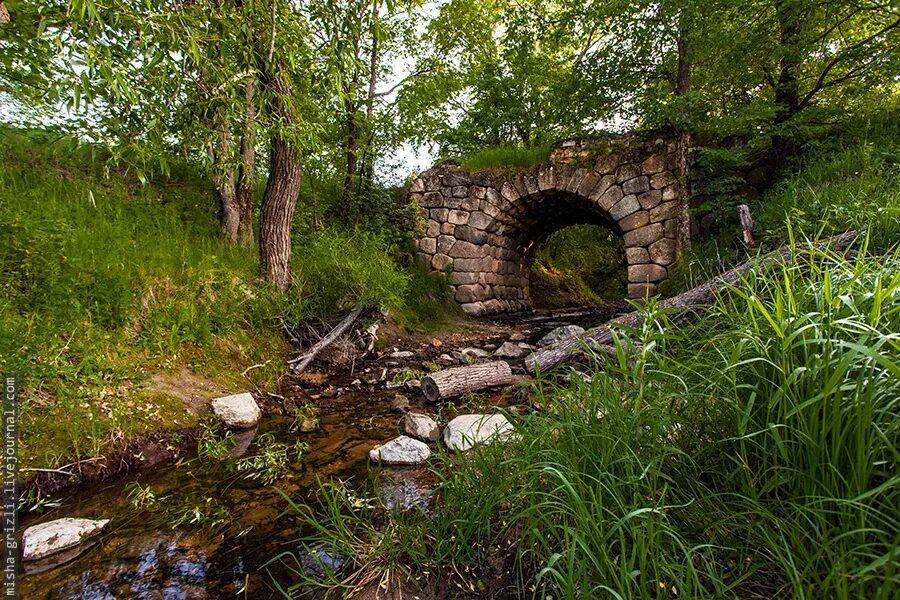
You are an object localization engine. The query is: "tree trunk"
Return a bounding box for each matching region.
[236,79,256,247]
[773,0,803,160]
[526,231,858,374]
[422,361,513,402]
[260,73,302,291]
[215,121,241,243]
[343,96,359,201]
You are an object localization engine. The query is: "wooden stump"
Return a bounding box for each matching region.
[421,361,513,402]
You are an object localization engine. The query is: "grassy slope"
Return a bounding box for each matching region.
[0,129,290,470]
[0,128,459,471]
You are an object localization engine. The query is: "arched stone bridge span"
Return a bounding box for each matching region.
[408,133,688,316]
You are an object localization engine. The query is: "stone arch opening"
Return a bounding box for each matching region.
[409,133,686,316]
[527,223,628,309]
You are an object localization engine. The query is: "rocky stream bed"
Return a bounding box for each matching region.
[18,306,621,599]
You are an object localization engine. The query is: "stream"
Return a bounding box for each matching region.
[18,307,620,599]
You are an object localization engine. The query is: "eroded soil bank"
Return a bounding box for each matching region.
[18,306,621,599]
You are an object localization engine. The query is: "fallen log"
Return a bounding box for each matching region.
[422,361,513,402]
[289,304,364,374]
[527,231,858,374]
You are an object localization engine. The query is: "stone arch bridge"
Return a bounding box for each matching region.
[408,133,688,316]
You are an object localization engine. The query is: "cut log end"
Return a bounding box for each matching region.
[421,361,513,402]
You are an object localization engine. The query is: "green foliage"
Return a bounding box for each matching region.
[392,261,459,333]
[530,225,627,307]
[231,432,308,485]
[756,113,900,247]
[278,239,900,598]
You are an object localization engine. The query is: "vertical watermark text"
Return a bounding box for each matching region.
[3,374,16,599]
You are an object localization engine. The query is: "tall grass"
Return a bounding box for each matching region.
[275,238,900,599]
[457,145,552,171]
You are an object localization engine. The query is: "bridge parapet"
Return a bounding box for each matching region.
[409,133,687,316]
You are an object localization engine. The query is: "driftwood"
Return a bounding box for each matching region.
[289,305,364,374]
[527,231,858,374]
[422,361,513,402]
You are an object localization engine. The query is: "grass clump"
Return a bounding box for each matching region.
[275,237,900,599]
[457,144,552,171]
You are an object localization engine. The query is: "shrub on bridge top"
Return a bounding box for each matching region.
[455,144,552,171]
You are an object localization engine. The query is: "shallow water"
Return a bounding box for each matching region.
[18,308,619,599]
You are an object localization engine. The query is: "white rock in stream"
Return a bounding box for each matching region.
[389,350,415,359]
[23,518,109,561]
[404,413,440,442]
[211,392,261,429]
[493,341,527,359]
[443,414,514,452]
[369,435,431,465]
[538,325,585,347]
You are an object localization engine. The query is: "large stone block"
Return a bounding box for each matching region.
[470,186,487,199]
[441,170,471,187]
[449,240,482,259]
[650,201,680,223]
[616,163,641,183]
[453,271,479,285]
[662,185,678,201]
[448,209,469,225]
[626,247,651,264]
[440,222,455,235]
[637,189,662,210]
[649,238,677,265]
[618,210,649,232]
[455,284,488,303]
[588,174,617,202]
[664,218,679,239]
[609,194,640,221]
[452,186,468,198]
[624,223,664,247]
[410,178,425,193]
[576,171,603,197]
[594,154,619,174]
[552,165,574,190]
[622,176,650,195]
[537,164,555,190]
[523,172,539,195]
[467,211,492,230]
[460,196,481,211]
[425,220,440,237]
[651,171,676,189]
[597,185,624,211]
[460,302,485,316]
[437,235,455,254]
[628,282,657,298]
[628,263,667,283]
[430,208,449,222]
[499,181,519,202]
[418,238,436,254]
[641,155,667,174]
[454,225,489,244]
[565,168,589,193]
[432,253,452,271]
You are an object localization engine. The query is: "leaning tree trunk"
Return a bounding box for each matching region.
[235,79,257,248]
[260,72,302,291]
[422,361,513,402]
[526,231,858,374]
